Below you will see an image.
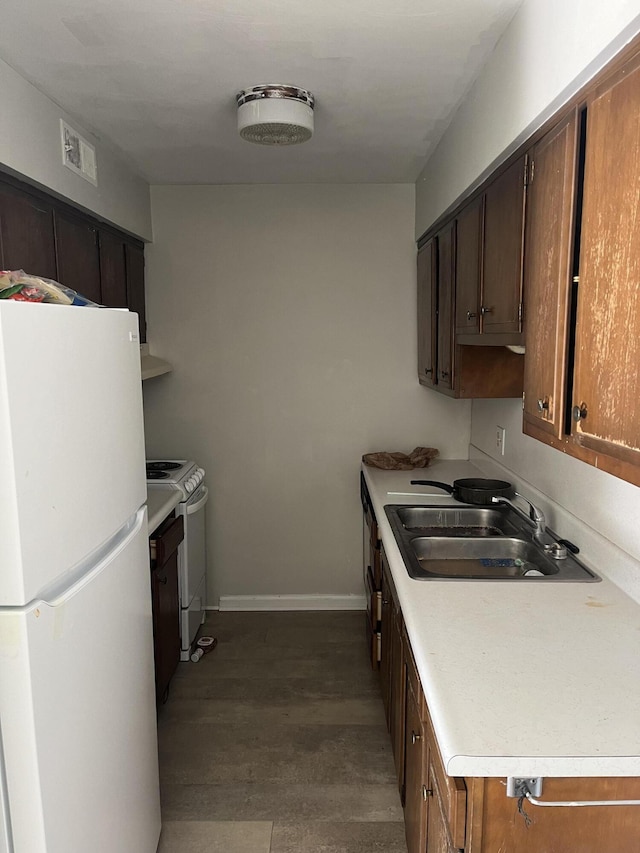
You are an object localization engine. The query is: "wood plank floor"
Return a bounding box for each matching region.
[156,610,407,852]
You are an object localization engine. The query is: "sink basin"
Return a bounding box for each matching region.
[410,537,558,578]
[394,506,518,537]
[384,505,600,582]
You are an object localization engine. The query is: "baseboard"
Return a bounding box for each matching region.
[218,594,367,612]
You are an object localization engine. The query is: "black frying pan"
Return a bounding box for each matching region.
[409,477,514,506]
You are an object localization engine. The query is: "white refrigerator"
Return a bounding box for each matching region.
[0,302,161,852]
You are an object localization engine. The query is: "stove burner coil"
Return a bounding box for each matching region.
[146,461,182,472]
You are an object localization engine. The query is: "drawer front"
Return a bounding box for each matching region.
[150,514,184,566]
[366,566,382,629]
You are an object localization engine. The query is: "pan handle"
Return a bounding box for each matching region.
[410,480,454,493]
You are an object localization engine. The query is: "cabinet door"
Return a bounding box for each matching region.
[482,157,526,334]
[98,230,128,308]
[152,552,181,701]
[125,242,147,343]
[417,239,436,387]
[571,53,640,465]
[523,111,579,438]
[151,514,183,701]
[380,561,392,728]
[390,604,406,801]
[426,768,461,853]
[55,212,101,304]
[404,681,428,853]
[455,197,482,335]
[436,223,455,389]
[0,183,57,280]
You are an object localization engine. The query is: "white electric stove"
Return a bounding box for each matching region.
[146,460,208,660]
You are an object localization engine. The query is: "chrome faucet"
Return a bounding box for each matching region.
[491,492,546,543]
[491,494,568,559]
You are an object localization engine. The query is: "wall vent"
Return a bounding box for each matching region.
[60,120,98,186]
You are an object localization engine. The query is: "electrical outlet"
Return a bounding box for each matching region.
[496,425,506,456]
[506,777,543,798]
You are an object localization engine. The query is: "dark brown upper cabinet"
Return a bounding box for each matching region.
[522,110,579,439]
[417,220,523,400]
[0,184,57,281]
[125,242,147,343]
[453,157,526,347]
[480,156,526,338]
[417,238,437,389]
[98,229,128,309]
[55,211,101,304]
[436,223,455,391]
[0,172,146,343]
[454,196,483,337]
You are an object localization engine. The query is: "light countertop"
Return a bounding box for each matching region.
[146,486,181,536]
[363,459,640,778]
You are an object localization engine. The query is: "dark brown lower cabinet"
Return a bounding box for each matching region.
[150,514,183,701]
[379,561,392,723]
[389,598,406,799]
[404,665,428,853]
[362,474,382,669]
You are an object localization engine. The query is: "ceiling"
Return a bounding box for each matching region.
[0,0,522,185]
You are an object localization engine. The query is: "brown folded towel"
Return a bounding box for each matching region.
[362,446,439,470]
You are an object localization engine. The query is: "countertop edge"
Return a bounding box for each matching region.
[146,486,182,536]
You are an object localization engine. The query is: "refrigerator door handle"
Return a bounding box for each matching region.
[36,508,147,608]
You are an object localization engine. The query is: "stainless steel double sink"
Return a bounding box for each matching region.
[384,505,600,582]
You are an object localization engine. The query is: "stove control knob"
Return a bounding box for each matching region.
[185,477,195,492]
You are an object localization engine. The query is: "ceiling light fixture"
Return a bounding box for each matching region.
[236,84,315,145]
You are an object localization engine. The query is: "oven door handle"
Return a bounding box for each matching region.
[186,485,209,514]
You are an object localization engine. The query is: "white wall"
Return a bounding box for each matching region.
[415,0,640,236]
[0,58,151,239]
[142,184,470,605]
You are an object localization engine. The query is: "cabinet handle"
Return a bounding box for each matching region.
[537,398,549,411]
[480,306,493,315]
[425,367,433,375]
[466,311,477,320]
[411,731,421,745]
[422,785,433,800]
[440,370,450,379]
[158,575,168,585]
[572,403,588,422]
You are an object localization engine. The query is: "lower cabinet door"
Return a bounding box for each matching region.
[390,609,406,801]
[404,681,428,853]
[426,761,462,853]
[152,551,181,700]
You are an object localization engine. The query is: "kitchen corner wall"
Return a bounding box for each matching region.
[415,0,640,237]
[142,184,470,605]
[0,58,151,239]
